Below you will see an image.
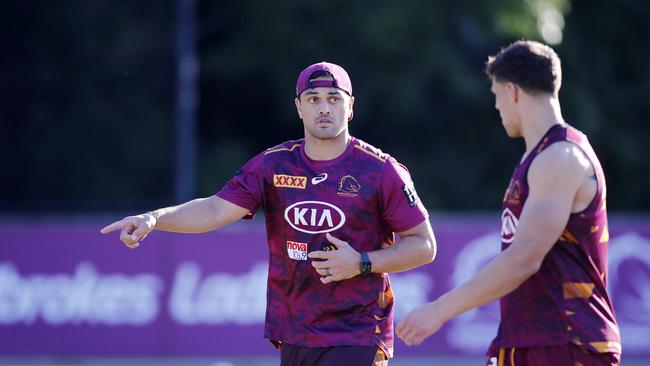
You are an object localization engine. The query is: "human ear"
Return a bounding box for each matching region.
[506,82,519,103]
[347,96,355,121]
[295,98,302,119]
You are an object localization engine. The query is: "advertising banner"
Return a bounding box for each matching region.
[0,216,648,357]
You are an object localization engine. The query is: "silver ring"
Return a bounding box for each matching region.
[325,268,330,276]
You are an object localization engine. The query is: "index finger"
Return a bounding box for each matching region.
[396,317,408,335]
[325,233,345,245]
[100,220,131,234]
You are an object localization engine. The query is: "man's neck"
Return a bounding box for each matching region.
[304,132,352,161]
[521,97,565,153]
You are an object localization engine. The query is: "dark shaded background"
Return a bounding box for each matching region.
[2,0,648,214]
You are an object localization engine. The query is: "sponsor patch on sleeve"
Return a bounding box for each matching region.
[286,241,308,261]
[402,183,420,207]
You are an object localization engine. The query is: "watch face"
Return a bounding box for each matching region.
[360,252,372,274]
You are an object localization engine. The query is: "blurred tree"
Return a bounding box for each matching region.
[0,1,174,212]
[1,0,648,213]
[196,0,552,210]
[559,0,650,210]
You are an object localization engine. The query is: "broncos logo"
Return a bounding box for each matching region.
[337,175,361,196]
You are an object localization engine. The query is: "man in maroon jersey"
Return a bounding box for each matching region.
[397,41,621,365]
[101,62,436,366]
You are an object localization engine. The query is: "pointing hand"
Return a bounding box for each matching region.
[100,213,157,249]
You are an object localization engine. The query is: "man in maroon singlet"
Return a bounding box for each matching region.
[397,41,621,365]
[101,62,437,366]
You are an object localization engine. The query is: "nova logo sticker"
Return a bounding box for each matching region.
[286,241,308,261]
[274,174,307,189]
[501,208,519,244]
[284,201,346,234]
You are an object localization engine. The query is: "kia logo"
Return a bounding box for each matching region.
[283,201,346,234]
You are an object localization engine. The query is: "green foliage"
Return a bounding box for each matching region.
[559,0,650,210]
[196,0,533,210]
[1,2,174,212]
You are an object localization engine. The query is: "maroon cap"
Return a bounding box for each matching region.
[295,62,352,97]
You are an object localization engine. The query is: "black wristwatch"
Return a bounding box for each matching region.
[360,252,372,275]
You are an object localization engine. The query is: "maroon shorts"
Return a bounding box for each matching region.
[280,343,387,366]
[486,344,620,366]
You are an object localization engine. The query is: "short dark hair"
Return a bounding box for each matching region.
[485,40,562,96]
[309,70,333,80]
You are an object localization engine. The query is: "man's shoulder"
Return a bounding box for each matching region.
[529,141,591,191]
[239,139,302,170]
[352,138,392,165]
[262,139,304,156]
[535,141,590,170]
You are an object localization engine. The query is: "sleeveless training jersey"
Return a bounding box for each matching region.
[216,137,428,357]
[493,124,621,354]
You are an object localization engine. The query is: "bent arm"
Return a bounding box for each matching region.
[368,219,437,273]
[432,142,590,322]
[149,196,251,233]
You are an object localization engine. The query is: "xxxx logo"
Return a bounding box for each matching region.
[274,174,307,189]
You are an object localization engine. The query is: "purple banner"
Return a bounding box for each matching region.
[0,216,648,357]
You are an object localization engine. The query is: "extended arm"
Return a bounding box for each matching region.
[397,142,593,345]
[100,196,250,248]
